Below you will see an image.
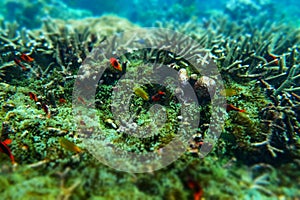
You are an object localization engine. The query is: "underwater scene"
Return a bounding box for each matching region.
[0,0,300,199]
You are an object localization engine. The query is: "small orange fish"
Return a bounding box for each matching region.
[226,104,246,113]
[59,98,67,104]
[41,103,51,118]
[187,179,204,200]
[151,90,166,102]
[110,57,122,71]
[20,53,34,62]
[0,139,15,164]
[14,58,27,71]
[77,96,86,105]
[28,92,38,102]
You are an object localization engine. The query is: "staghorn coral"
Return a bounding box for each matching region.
[152,14,300,163]
[0,15,137,82]
[179,15,300,165]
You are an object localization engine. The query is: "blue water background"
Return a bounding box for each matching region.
[54,0,300,26]
[63,0,300,21]
[1,0,300,28]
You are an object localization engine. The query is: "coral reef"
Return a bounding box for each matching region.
[0,5,299,199]
[0,0,92,29]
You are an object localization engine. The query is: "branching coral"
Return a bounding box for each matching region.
[274,64,300,95]
[0,16,137,83]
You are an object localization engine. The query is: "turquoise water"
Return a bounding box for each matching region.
[2,0,300,28]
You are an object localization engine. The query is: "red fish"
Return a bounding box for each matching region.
[42,103,51,118]
[151,91,166,102]
[20,53,34,62]
[226,104,246,113]
[0,139,15,164]
[77,96,86,105]
[187,180,203,200]
[13,58,27,71]
[110,57,122,71]
[265,53,279,65]
[29,92,38,102]
[59,98,67,104]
